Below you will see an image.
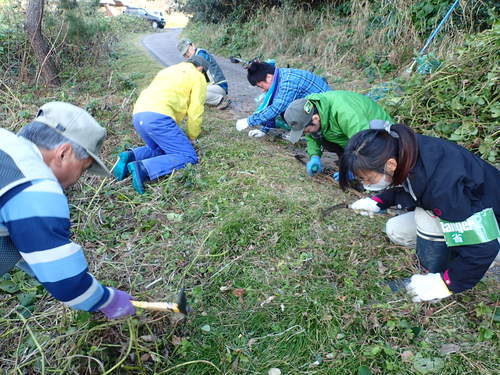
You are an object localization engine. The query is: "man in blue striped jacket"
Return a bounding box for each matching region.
[0,102,135,319]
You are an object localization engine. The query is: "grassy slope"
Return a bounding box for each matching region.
[0,34,498,374]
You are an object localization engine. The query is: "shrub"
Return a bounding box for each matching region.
[381,24,500,163]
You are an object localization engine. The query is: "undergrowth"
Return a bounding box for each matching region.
[0,31,498,374]
[381,23,500,164]
[0,1,498,374]
[182,0,499,164]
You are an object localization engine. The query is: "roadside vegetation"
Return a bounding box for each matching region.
[181,0,499,164]
[0,0,498,374]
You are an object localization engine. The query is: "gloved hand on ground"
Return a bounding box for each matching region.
[306,155,322,176]
[100,288,136,319]
[248,129,266,138]
[406,273,452,302]
[236,118,249,131]
[349,197,380,216]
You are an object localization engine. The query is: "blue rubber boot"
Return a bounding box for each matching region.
[127,161,148,195]
[113,151,134,181]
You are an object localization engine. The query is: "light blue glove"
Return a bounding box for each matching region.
[306,156,322,176]
[333,171,355,182]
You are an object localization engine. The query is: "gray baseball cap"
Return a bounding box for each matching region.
[284,98,315,144]
[35,102,110,176]
[177,39,192,56]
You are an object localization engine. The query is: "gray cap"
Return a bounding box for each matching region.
[187,55,209,73]
[284,98,315,144]
[177,39,192,56]
[35,102,110,176]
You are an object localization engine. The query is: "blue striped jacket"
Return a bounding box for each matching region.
[0,129,111,311]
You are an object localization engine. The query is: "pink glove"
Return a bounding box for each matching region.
[100,288,136,319]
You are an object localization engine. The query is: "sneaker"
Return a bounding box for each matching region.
[113,151,134,181]
[127,161,148,195]
[216,96,231,110]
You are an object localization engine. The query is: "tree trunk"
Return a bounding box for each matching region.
[25,0,60,86]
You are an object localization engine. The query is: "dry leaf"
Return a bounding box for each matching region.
[401,350,413,362]
[171,335,183,346]
[260,295,276,307]
[140,335,157,342]
[233,288,245,297]
[377,261,387,275]
[248,338,257,348]
[439,343,460,355]
[233,288,246,298]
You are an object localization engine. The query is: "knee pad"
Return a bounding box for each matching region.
[385,215,417,248]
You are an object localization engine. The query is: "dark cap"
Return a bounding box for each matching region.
[187,55,209,73]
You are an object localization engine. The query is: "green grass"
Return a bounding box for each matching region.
[0,33,498,375]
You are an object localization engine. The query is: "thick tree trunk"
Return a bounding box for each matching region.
[25,0,60,86]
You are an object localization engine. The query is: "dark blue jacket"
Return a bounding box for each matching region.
[375,134,500,293]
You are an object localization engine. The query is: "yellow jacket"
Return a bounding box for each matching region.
[133,62,207,140]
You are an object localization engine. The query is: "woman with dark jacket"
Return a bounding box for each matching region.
[338,123,499,301]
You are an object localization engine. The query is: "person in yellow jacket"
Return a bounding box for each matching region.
[114,56,209,194]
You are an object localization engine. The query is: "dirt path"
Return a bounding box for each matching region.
[142,29,261,116]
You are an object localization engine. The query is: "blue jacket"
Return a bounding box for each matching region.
[375,134,500,293]
[195,48,228,93]
[0,129,111,311]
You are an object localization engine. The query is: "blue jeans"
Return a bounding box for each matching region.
[131,112,198,180]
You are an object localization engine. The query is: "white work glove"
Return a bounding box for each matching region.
[349,197,380,217]
[248,129,266,138]
[236,118,250,131]
[406,273,452,302]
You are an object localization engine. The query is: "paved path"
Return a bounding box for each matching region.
[142,29,261,116]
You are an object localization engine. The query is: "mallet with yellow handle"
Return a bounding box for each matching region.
[131,289,191,315]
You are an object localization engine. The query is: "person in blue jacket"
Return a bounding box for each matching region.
[235,60,331,138]
[0,102,135,319]
[338,123,499,301]
[177,39,231,109]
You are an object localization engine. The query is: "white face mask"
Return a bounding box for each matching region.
[363,174,392,191]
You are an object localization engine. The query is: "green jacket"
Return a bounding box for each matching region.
[305,90,393,157]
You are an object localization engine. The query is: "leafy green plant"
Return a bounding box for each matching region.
[382,23,500,163]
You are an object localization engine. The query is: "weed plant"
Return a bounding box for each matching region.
[183,0,496,87]
[0,31,498,375]
[382,23,500,164]
[0,0,151,89]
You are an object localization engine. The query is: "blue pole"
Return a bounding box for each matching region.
[419,0,461,56]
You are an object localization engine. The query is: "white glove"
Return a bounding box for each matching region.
[248,129,266,138]
[406,273,452,302]
[349,197,380,217]
[236,118,250,131]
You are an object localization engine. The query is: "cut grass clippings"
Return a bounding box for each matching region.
[0,33,498,374]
